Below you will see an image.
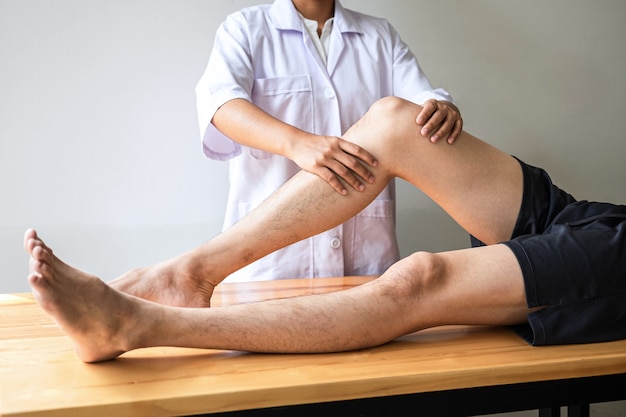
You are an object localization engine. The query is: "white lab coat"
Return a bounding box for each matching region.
[196,0,454,282]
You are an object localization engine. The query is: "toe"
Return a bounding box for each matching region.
[23,229,37,250]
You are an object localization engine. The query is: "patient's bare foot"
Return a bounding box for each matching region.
[24,229,144,362]
[109,255,215,308]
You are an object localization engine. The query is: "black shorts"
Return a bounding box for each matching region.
[474,158,626,345]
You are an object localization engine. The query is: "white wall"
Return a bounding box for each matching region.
[2,0,626,293]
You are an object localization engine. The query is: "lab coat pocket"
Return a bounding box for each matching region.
[251,75,314,159]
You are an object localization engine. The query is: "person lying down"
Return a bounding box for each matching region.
[25,97,626,362]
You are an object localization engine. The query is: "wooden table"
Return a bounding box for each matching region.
[1,276,625,417]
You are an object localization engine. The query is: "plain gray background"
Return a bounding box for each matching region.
[2,0,625,294]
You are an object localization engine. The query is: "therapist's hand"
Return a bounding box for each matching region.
[289,134,378,195]
[416,100,463,144]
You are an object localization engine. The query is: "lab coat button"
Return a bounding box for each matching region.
[324,88,335,99]
[330,237,341,249]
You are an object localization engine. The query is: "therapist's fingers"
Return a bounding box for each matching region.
[339,140,378,168]
[332,158,370,192]
[448,117,464,144]
[415,99,438,126]
[435,102,463,143]
[417,100,463,143]
[429,115,458,144]
[317,154,371,195]
[327,160,366,194]
[339,141,377,179]
[314,137,376,193]
[292,135,376,194]
[419,108,446,142]
[317,166,350,195]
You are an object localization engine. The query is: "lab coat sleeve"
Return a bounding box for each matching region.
[388,23,455,105]
[195,13,255,161]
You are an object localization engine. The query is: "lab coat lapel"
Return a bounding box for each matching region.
[270,0,329,77]
[327,1,362,77]
[326,26,344,77]
[302,31,329,76]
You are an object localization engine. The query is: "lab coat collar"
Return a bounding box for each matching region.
[269,0,363,35]
[333,1,362,35]
[270,0,362,77]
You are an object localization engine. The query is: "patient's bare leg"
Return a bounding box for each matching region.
[110,98,523,307]
[25,228,531,363]
[109,141,396,306]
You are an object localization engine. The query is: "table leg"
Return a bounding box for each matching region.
[539,407,560,417]
[567,404,590,417]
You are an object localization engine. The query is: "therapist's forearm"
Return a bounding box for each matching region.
[212,98,308,158]
[212,98,379,194]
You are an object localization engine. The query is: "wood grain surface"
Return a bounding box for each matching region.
[2,277,626,417]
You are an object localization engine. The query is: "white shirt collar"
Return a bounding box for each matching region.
[299,13,334,65]
[269,0,362,35]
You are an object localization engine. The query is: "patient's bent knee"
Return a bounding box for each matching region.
[368,97,423,122]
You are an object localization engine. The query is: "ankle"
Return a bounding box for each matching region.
[176,246,225,288]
